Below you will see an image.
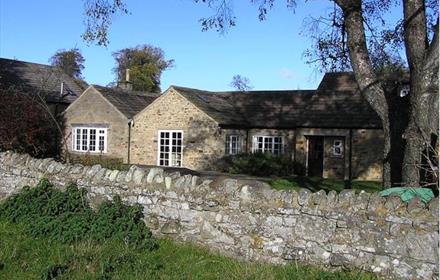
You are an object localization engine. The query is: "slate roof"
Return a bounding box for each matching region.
[171,75,382,129]
[0,57,86,104]
[172,86,247,125]
[93,85,160,118]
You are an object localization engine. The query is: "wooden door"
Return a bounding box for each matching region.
[307,137,324,177]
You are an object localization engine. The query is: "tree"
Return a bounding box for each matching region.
[230,75,253,91]
[187,0,440,188]
[81,0,438,188]
[49,48,85,79]
[0,88,61,158]
[112,45,174,92]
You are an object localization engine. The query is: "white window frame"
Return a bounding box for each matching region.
[71,126,108,153]
[157,130,184,167]
[332,139,344,157]
[226,135,243,155]
[252,136,284,155]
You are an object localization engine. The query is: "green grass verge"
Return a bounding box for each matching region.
[0,220,378,280]
[270,177,383,193]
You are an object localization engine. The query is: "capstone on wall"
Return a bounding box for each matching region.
[0,151,437,280]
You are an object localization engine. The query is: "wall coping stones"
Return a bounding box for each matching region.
[0,151,438,280]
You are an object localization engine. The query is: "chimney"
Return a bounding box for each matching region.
[126,68,130,82]
[117,68,133,91]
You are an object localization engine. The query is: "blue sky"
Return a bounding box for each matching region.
[1,1,356,91]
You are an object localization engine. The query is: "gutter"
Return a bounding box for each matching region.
[128,118,133,164]
[348,129,353,187]
[245,129,250,153]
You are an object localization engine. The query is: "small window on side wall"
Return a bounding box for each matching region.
[226,135,242,155]
[72,126,107,153]
[252,136,284,156]
[332,139,343,157]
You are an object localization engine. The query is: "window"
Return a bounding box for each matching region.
[72,127,107,153]
[226,135,242,155]
[158,130,183,167]
[252,136,284,155]
[332,139,343,157]
[399,84,410,97]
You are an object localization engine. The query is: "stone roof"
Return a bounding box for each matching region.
[172,80,382,129]
[93,85,160,118]
[172,86,247,125]
[0,57,86,104]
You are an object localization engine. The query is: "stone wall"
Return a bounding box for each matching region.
[0,151,438,280]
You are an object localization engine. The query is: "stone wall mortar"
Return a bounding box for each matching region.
[0,151,438,279]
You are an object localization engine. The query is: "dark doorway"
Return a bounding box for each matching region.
[307,136,324,177]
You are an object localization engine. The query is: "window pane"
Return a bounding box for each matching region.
[264,137,273,152]
[82,129,88,151]
[99,135,105,151]
[89,129,96,151]
[274,137,282,156]
[226,135,241,155]
[76,129,81,150]
[225,136,231,154]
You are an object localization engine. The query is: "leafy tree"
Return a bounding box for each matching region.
[82,0,438,188]
[230,74,253,91]
[113,45,174,92]
[49,48,85,79]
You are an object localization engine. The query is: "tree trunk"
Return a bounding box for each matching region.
[402,118,423,186]
[382,123,392,187]
[335,0,392,187]
[401,0,438,187]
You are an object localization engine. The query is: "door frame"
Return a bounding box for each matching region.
[305,135,325,177]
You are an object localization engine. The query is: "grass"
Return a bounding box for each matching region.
[0,219,379,280]
[270,177,383,193]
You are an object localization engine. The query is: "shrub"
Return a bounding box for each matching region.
[270,179,299,191]
[0,179,156,250]
[218,153,305,177]
[68,153,129,171]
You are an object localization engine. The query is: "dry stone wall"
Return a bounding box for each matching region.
[0,151,438,279]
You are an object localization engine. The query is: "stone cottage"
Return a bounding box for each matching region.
[63,85,159,163]
[64,72,384,180]
[130,73,384,181]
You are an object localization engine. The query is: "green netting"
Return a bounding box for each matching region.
[379,187,435,204]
